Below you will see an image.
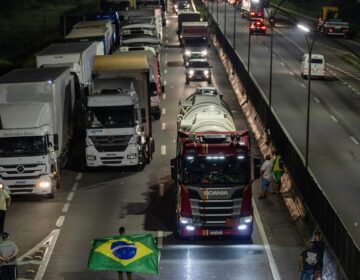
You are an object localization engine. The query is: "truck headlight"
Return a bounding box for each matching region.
[186,225,195,231]
[238,224,247,230]
[127,153,137,159]
[189,70,194,75]
[201,49,208,56]
[87,155,96,161]
[38,181,51,188]
[204,70,209,76]
[180,216,192,225]
[185,49,191,56]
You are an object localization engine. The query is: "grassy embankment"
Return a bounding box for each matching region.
[0,0,99,74]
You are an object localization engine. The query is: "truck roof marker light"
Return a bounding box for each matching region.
[237,155,245,160]
[186,156,194,160]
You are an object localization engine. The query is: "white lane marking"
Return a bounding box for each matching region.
[162,93,166,100]
[253,198,281,280]
[162,123,166,130]
[280,62,285,66]
[264,46,268,50]
[75,173,82,181]
[330,115,338,123]
[161,145,166,155]
[164,80,167,86]
[313,97,320,103]
[71,182,78,192]
[157,230,164,249]
[56,216,65,228]
[165,52,168,56]
[62,203,70,213]
[350,136,359,145]
[300,83,306,88]
[162,108,166,115]
[164,69,168,74]
[165,60,168,65]
[66,192,74,201]
[34,230,60,280]
[289,71,294,76]
[159,183,165,197]
[166,40,169,43]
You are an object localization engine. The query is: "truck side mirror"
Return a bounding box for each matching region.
[170,158,177,181]
[53,134,59,151]
[252,157,261,181]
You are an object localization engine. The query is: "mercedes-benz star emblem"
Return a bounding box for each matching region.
[108,136,115,144]
[16,165,25,174]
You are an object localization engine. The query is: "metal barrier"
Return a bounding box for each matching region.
[205,5,360,280]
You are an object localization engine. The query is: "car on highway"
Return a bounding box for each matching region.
[185,58,212,85]
[300,54,326,79]
[174,0,190,14]
[249,18,267,34]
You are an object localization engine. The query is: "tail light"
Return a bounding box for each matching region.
[329,28,333,33]
[261,26,266,30]
[250,12,255,16]
[181,186,192,216]
[240,185,252,215]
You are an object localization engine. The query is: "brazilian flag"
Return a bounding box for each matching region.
[88,234,160,274]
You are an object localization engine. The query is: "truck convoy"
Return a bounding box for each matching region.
[85,53,154,169]
[318,6,351,37]
[171,87,259,238]
[0,68,75,197]
[181,22,210,61]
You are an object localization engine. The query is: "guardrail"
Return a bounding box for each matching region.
[202,3,360,279]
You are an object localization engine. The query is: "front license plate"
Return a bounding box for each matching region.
[209,230,223,236]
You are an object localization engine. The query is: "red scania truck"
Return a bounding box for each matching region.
[171,87,260,238]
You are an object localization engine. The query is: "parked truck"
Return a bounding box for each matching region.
[181,22,210,61]
[241,0,264,19]
[0,68,75,197]
[65,21,113,55]
[318,6,351,37]
[85,53,154,169]
[171,87,260,238]
[177,12,201,34]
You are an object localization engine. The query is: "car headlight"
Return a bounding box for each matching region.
[127,153,138,159]
[87,155,96,161]
[189,70,194,75]
[204,70,209,76]
[185,49,191,56]
[38,181,51,188]
[201,49,208,56]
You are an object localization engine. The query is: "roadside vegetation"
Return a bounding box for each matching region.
[0,0,99,74]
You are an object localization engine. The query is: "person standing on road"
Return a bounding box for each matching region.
[118,226,133,280]
[0,183,11,233]
[258,154,273,199]
[298,241,320,280]
[313,231,326,279]
[0,232,18,280]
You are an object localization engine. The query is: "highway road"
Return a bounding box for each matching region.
[209,2,360,247]
[1,4,314,280]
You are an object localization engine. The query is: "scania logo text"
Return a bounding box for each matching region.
[203,190,229,196]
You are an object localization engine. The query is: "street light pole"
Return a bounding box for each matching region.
[217,0,219,22]
[247,25,251,72]
[233,4,236,48]
[224,0,227,34]
[298,24,321,169]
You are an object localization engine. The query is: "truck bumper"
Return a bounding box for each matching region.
[3,175,54,196]
[178,223,253,238]
[86,146,140,167]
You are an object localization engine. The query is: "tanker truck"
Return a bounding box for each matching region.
[170,87,260,238]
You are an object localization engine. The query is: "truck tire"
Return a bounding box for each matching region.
[185,79,189,85]
[46,193,55,199]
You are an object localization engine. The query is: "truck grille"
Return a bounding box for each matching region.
[8,184,35,194]
[0,164,45,180]
[90,135,132,152]
[188,186,243,228]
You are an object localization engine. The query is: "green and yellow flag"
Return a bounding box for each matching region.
[88,234,160,274]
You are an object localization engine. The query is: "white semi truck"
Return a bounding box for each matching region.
[85,53,154,169]
[0,67,75,197]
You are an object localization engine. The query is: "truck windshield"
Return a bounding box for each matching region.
[187,61,209,68]
[184,38,208,48]
[183,156,250,185]
[88,106,135,128]
[0,136,47,157]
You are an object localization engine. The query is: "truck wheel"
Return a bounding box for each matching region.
[207,79,212,85]
[46,193,55,199]
[185,79,189,85]
[137,151,146,171]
